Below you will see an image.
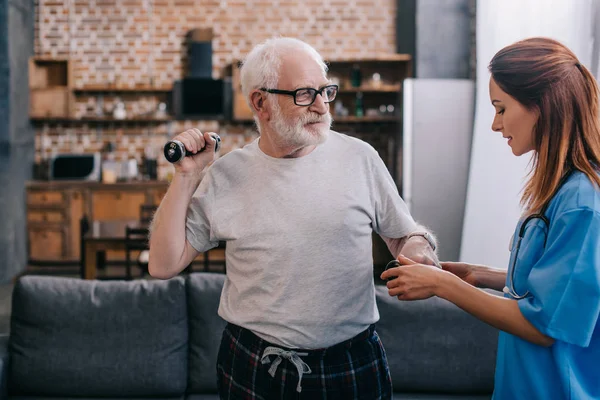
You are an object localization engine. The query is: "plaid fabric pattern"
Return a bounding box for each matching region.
[216,323,393,400]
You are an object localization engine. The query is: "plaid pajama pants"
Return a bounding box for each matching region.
[216,323,393,400]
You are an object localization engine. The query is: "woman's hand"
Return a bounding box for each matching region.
[440,262,480,287]
[440,262,508,291]
[380,255,450,300]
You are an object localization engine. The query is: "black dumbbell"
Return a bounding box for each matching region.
[163,133,221,163]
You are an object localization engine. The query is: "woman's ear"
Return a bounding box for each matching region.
[251,91,271,121]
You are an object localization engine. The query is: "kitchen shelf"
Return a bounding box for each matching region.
[79,116,172,122]
[338,86,401,93]
[73,86,172,93]
[327,54,412,63]
[334,116,400,123]
[31,115,400,125]
[230,116,400,124]
[30,116,174,124]
[29,116,239,125]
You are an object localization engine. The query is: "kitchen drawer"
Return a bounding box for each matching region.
[28,226,67,260]
[28,209,65,223]
[27,190,65,206]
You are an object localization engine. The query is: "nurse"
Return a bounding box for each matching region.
[381,37,600,399]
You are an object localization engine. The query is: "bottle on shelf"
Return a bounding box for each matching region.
[113,98,127,120]
[355,92,364,118]
[351,64,362,88]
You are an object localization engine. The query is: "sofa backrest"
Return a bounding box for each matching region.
[7,274,497,396]
[8,276,189,397]
[185,273,227,394]
[185,273,497,394]
[375,285,497,394]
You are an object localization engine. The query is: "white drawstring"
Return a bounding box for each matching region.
[261,346,312,393]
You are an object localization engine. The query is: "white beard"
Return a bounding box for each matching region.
[270,105,332,149]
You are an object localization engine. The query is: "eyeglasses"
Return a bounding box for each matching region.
[260,85,338,106]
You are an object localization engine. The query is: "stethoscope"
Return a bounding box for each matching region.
[502,212,549,299]
[503,171,572,299]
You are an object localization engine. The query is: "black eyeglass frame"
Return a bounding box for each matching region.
[259,84,339,106]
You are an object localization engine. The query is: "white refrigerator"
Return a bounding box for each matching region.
[402,78,475,261]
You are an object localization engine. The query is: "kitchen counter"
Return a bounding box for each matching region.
[26,181,169,261]
[26,180,170,189]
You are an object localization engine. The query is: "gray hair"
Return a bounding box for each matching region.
[240,37,328,111]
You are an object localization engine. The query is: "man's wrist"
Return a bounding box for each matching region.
[404,235,430,250]
[406,231,436,252]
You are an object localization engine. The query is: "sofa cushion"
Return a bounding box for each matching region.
[9,276,188,397]
[185,395,220,400]
[375,285,498,394]
[186,273,227,393]
[393,394,491,400]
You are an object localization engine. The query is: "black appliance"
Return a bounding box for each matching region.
[172,77,232,120]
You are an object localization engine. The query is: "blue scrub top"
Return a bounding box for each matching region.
[493,171,600,399]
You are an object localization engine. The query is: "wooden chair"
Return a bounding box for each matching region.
[124,226,150,280]
[79,215,110,280]
[136,203,223,275]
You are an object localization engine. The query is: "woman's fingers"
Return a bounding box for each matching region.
[397,254,417,265]
[440,261,459,270]
[388,286,405,297]
[386,277,400,288]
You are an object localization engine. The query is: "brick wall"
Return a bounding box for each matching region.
[34,0,398,178]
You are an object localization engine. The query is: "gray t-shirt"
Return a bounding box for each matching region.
[186,131,417,349]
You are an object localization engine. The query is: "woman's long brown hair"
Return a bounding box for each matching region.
[489,37,600,213]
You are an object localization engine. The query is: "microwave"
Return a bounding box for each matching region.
[49,153,101,181]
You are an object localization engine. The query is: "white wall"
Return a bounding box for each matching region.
[460,0,594,268]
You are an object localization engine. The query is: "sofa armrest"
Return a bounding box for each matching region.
[0,334,8,400]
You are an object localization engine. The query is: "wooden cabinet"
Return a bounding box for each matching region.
[28,226,67,260]
[69,190,85,259]
[92,190,147,220]
[27,187,72,261]
[29,57,72,118]
[28,209,65,223]
[27,190,66,205]
[26,181,169,262]
[326,56,411,185]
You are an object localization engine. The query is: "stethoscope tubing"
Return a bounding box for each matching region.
[505,213,550,299]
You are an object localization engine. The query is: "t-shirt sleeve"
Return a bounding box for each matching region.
[368,147,417,238]
[518,208,600,347]
[185,170,220,253]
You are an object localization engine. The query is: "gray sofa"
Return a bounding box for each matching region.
[0,273,497,399]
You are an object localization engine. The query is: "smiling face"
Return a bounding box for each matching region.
[489,77,539,156]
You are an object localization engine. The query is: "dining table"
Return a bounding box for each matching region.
[82,219,147,280]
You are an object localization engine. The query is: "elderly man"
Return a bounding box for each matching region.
[149,37,439,399]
